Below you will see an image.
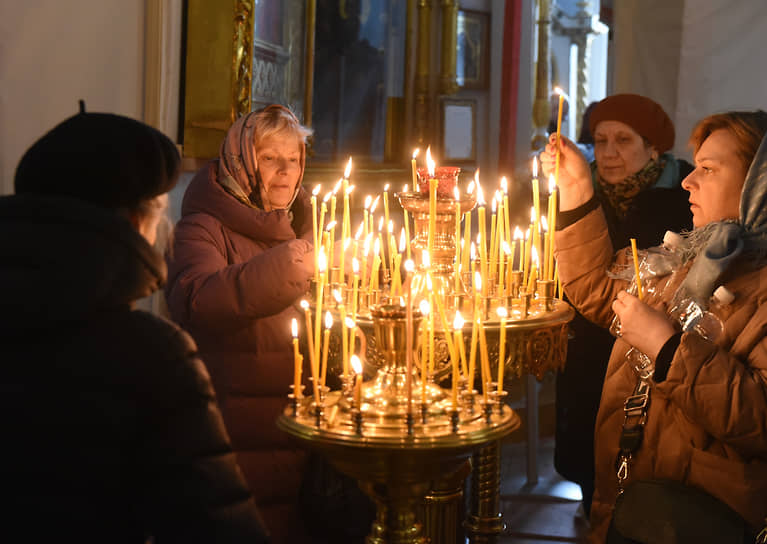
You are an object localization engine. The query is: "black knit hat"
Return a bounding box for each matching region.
[14,102,180,210]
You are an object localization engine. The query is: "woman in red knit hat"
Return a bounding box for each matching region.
[551,94,694,520]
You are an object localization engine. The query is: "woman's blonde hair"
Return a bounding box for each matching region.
[689,110,767,172]
[250,104,313,148]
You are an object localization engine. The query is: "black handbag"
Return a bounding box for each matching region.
[608,479,755,544]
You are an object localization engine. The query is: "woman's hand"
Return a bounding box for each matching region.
[612,290,676,361]
[539,134,593,211]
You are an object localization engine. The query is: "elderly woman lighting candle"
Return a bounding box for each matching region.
[540,109,767,541]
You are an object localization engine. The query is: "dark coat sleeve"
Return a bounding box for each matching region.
[135,315,270,543]
[166,214,312,330]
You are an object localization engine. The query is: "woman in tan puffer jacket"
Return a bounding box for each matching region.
[540,110,767,543]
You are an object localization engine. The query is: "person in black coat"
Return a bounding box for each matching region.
[551,94,693,518]
[0,105,269,543]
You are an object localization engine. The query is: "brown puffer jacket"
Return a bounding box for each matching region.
[166,161,314,542]
[556,207,767,543]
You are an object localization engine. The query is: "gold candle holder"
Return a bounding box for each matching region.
[537,279,555,312]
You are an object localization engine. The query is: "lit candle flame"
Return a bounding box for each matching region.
[412,148,420,160]
[300,299,309,310]
[318,250,327,272]
[426,274,432,289]
[404,259,415,273]
[492,198,497,213]
[312,184,322,196]
[501,176,508,194]
[419,299,430,316]
[370,195,380,213]
[374,237,380,256]
[345,316,355,329]
[399,228,407,252]
[454,311,465,330]
[554,86,570,102]
[333,289,342,303]
[467,180,475,194]
[532,245,539,266]
[426,146,436,178]
[325,310,333,329]
[474,271,482,292]
[476,182,485,205]
[422,249,430,268]
[388,219,393,233]
[352,258,360,274]
[497,306,508,319]
[323,192,332,203]
[346,185,354,196]
[549,173,556,193]
[291,318,298,338]
[363,234,372,255]
[355,222,364,239]
[502,240,511,255]
[378,216,384,232]
[399,296,405,307]
[514,226,523,240]
[326,220,337,232]
[344,157,352,179]
[403,184,409,192]
[350,354,362,375]
[470,242,476,260]
[333,179,343,194]
[384,183,390,191]
[541,216,549,232]
[364,195,372,209]
[344,238,351,250]
[530,207,536,223]
[532,156,538,179]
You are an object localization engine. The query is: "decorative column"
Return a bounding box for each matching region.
[531,0,551,151]
[439,0,459,95]
[415,0,433,146]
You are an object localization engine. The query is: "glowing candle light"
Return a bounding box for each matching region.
[404,259,415,413]
[527,245,539,293]
[351,354,363,408]
[321,311,332,387]
[454,310,468,377]
[300,300,319,403]
[402,183,412,260]
[343,156,352,181]
[340,184,354,281]
[426,146,437,262]
[496,307,508,394]
[411,148,419,191]
[388,219,396,274]
[291,318,302,398]
[419,298,431,403]
[363,195,372,241]
[547,173,558,281]
[631,238,644,301]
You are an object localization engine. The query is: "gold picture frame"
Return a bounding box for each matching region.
[456,9,489,90]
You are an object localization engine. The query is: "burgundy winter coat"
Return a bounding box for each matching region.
[166,161,314,542]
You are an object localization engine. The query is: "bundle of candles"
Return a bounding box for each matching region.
[293,150,567,420]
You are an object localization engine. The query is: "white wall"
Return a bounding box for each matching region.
[0,0,146,195]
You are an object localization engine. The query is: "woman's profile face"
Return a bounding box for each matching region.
[256,133,302,210]
[593,120,656,184]
[681,129,747,228]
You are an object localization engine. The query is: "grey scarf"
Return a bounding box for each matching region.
[678,133,767,304]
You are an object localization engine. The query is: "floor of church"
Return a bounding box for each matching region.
[494,373,589,544]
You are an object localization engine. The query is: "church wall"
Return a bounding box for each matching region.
[0,0,146,195]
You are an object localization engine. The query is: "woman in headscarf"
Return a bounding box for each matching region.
[541,110,767,543]
[553,94,694,517]
[165,105,372,543]
[1,107,268,542]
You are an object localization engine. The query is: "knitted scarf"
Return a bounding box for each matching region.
[594,157,666,219]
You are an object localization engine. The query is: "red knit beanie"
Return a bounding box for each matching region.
[589,94,675,153]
